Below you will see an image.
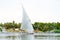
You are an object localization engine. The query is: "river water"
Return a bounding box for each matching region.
[0,33,60,40]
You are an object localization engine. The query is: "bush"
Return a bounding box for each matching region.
[54,30,60,33]
[0,28,2,32]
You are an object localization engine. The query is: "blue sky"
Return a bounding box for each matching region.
[0,0,60,23]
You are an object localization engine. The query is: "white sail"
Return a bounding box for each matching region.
[21,6,34,33]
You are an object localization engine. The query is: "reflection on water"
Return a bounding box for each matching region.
[21,34,34,40]
[0,33,60,40]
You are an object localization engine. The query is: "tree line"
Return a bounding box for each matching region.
[0,21,60,32]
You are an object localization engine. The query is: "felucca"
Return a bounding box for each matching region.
[20,6,34,34]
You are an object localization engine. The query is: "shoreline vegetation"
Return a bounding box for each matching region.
[0,21,60,33]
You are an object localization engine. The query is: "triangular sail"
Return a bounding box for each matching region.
[21,6,34,33]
